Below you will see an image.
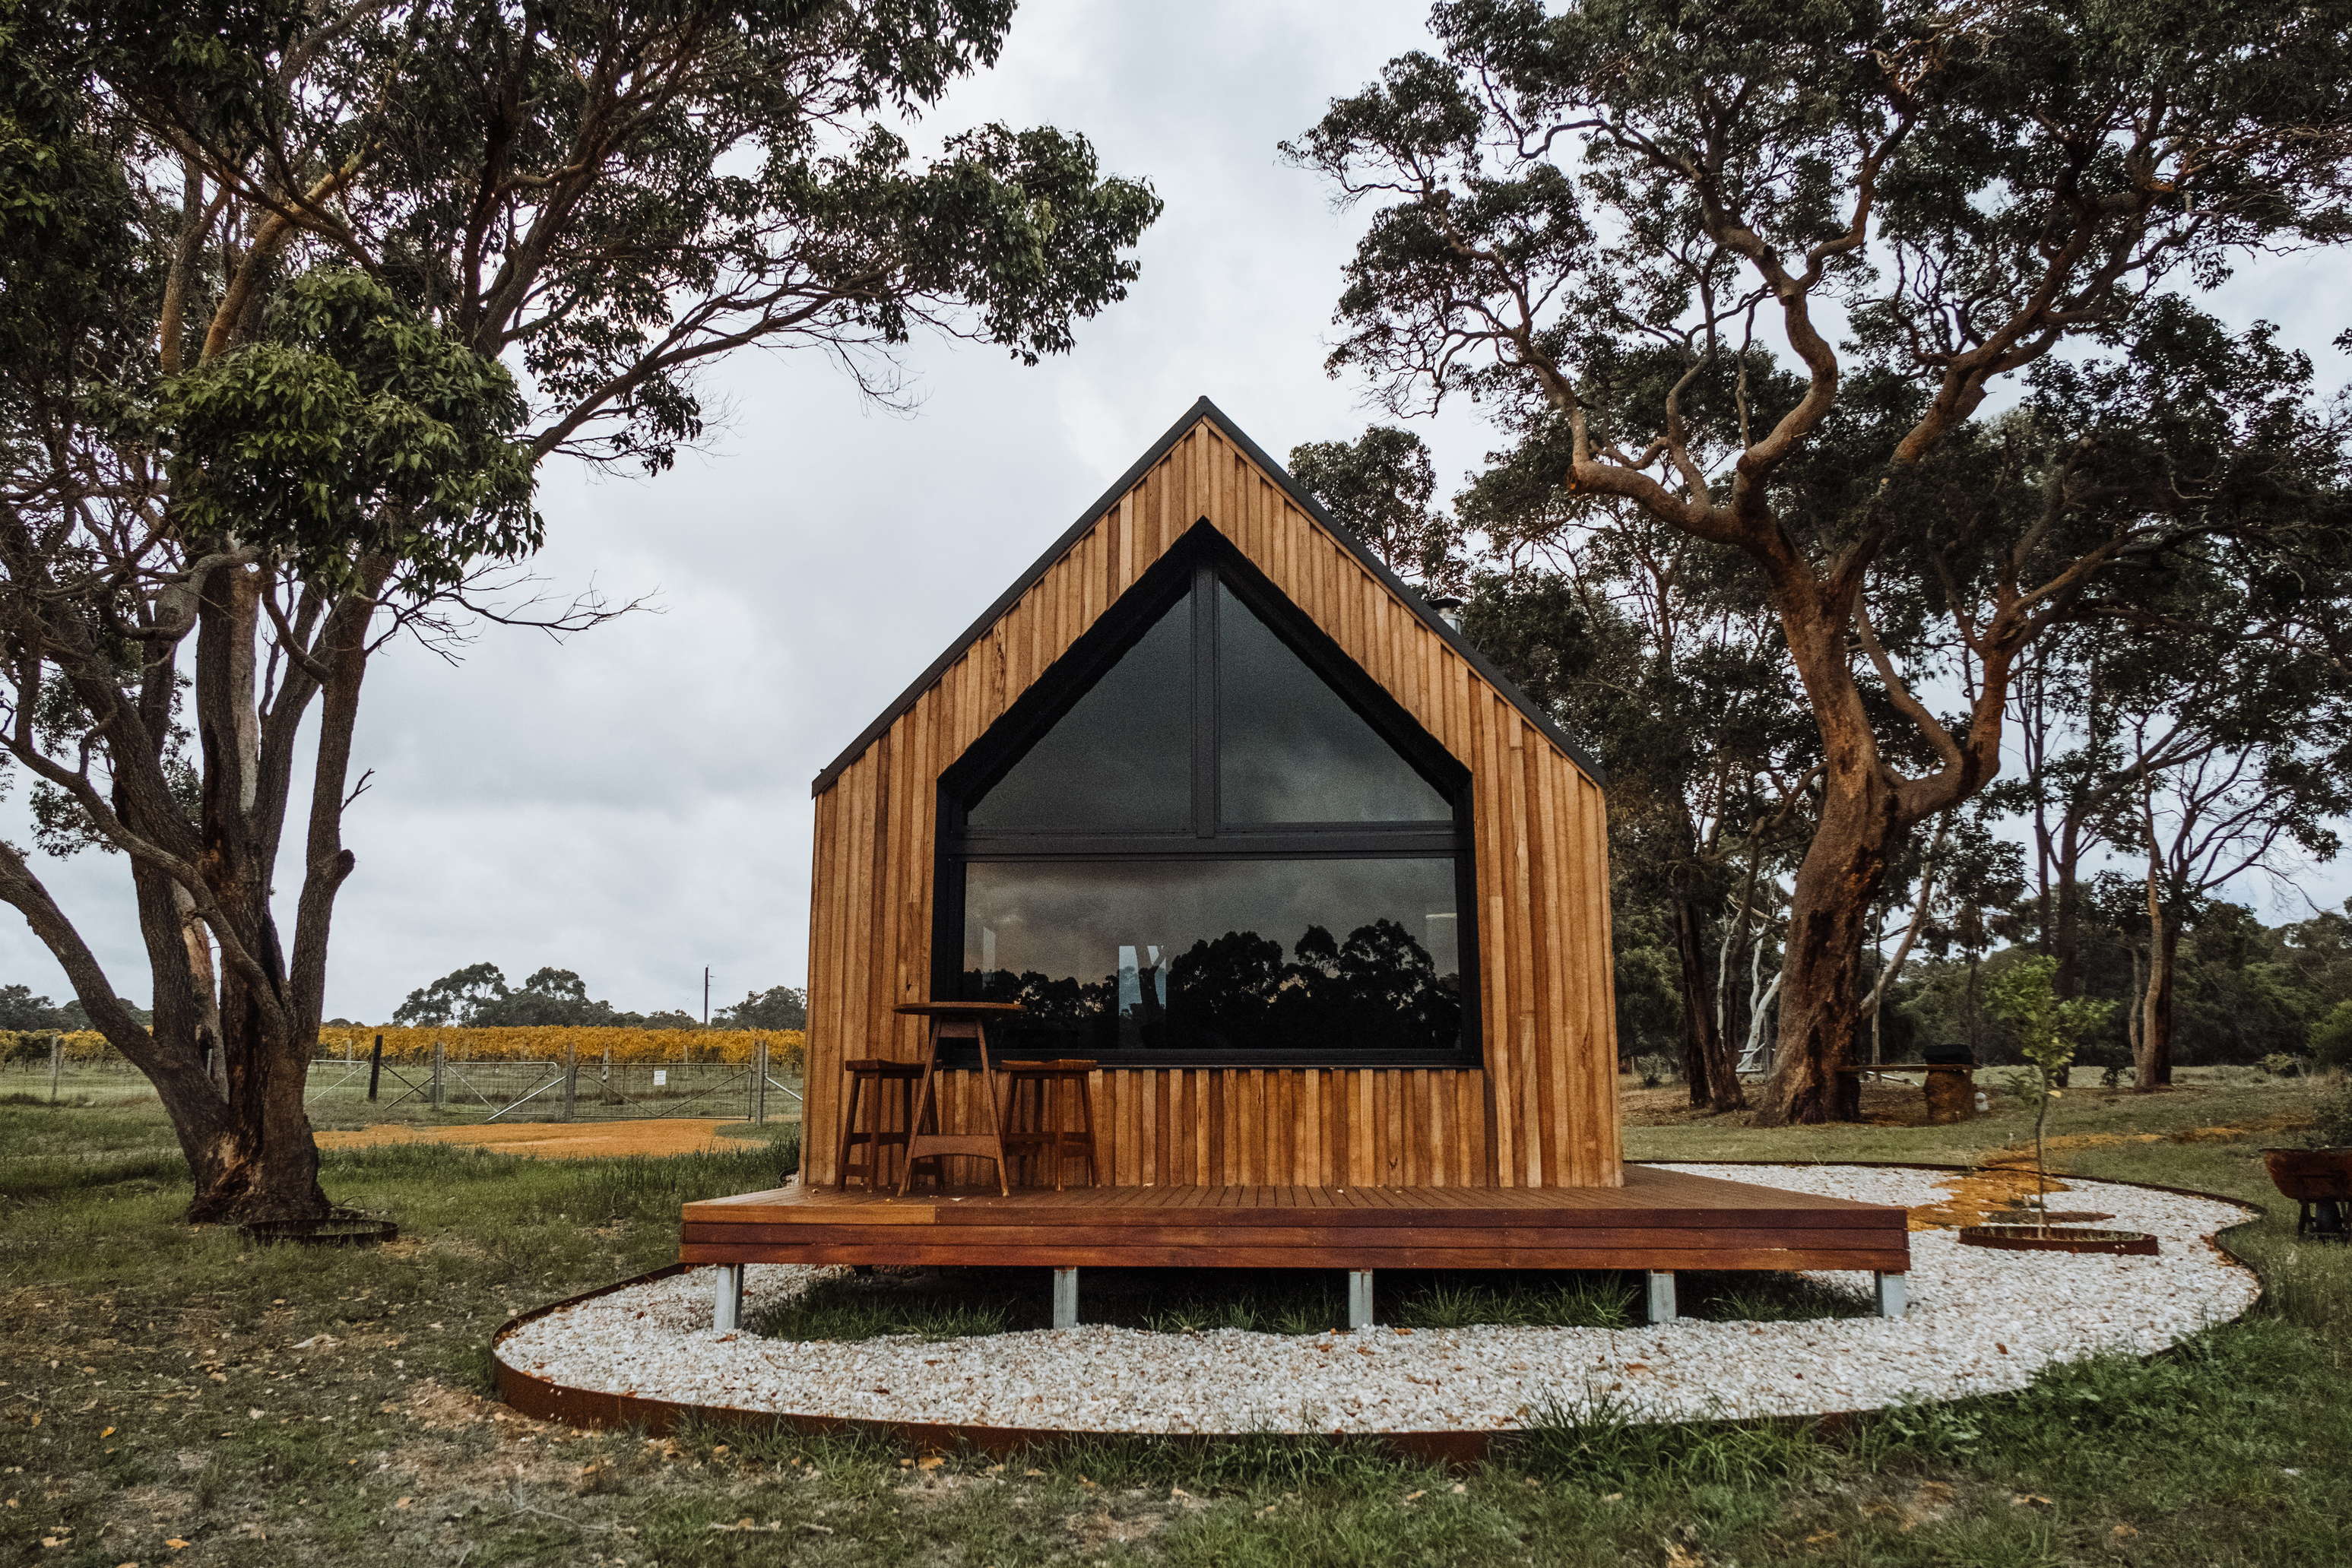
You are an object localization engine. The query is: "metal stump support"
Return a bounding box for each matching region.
[1051,1268,1079,1329]
[367,1033,382,1102]
[753,1039,769,1126]
[1875,1271,1907,1318]
[713,1264,745,1332]
[1646,1271,1677,1323]
[430,1041,445,1110]
[561,1045,577,1123]
[1347,1270,1375,1329]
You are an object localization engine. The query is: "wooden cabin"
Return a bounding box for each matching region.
[800,398,1618,1190]
[683,401,1909,1326]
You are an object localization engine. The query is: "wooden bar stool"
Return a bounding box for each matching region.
[833,1058,923,1191]
[894,1001,1024,1198]
[1000,1060,1102,1189]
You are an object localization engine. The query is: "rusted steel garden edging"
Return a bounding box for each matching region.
[1957,1225,2159,1256]
[491,1161,2271,1465]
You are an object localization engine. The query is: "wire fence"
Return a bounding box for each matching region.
[302,1052,802,1123]
[8,1038,803,1124]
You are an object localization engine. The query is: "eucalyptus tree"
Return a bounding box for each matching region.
[2088,552,2352,1085]
[1288,426,1463,588]
[1285,0,2352,1121]
[1450,362,1818,1108]
[0,1,1159,1221]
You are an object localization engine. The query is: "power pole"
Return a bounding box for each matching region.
[703,965,712,1027]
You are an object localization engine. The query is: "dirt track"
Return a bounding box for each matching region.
[315,1118,754,1159]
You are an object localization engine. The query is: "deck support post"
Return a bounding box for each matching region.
[1875,1272,1907,1319]
[1347,1270,1374,1329]
[712,1264,745,1332]
[1051,1268,1079,1329]
[1645,1271,1676,1324]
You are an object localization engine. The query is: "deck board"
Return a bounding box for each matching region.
[680,1167,1910,1274]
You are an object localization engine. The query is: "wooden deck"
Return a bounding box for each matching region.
[682,1164,1910,1274]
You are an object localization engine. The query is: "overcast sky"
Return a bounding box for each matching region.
[5,1,2347,1023]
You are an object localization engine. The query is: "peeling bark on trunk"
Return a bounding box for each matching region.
[1751,607,1903,1126]
[1755,788,1891,1124]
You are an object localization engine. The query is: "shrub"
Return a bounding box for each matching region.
[2310,1001,2352,1069]
[2313,1078,2352,1149]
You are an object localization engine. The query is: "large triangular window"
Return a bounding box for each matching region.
[937,529,1476,1066]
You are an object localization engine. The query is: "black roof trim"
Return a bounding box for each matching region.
[811,396,1605,796]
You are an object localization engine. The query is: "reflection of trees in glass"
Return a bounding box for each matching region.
[964,919,1460,1055]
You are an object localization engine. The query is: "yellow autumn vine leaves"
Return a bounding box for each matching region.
[2,1026,807,1069]
[314,1026,807,1068]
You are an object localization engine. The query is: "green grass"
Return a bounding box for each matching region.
[1393,1274,1640,1330]
[4,1077,2349,1567]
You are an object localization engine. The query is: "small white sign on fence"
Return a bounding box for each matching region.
[652,1069,667,1086]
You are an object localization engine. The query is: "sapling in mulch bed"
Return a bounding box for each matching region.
[1987,956,2116,1233]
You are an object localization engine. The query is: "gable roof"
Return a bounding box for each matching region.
[811,397,1605,796]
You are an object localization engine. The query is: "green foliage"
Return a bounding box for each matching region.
[0,2,144,384]
[1288,426,1458,585]
[2313,1079,2352,1149]
[2312,1000,2352,1069]
[135,270,537,590]
[1989,957,2118,1090]
[1989,956,2118,1210]
[391,961,725,1028]
[716,985,810,1031]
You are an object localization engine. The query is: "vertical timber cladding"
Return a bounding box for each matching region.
[803,404,1621,1189]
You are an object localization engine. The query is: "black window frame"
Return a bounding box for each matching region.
[931,520,1482,1069]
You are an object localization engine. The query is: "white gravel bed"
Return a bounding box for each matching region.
[496,1165,2260,1433]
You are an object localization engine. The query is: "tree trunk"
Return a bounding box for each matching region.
[2052,819,2082,1001]
[1672,895,1745,1110]
[179,565,327,1223]
[1754,765,1896,1125]
[2135,901,2179,1091]
[1964,949,1981,1060]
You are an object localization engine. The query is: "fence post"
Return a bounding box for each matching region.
[431,1039,445,1110]
[754,1037,768,1126]
[368,1033,382,1102]
[562,1043,577,1123]
[49,1034,62,1102]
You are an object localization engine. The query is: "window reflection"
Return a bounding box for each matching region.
[962,859,1462,1056]
[1216,585,1450,823]
[968,596,1191,831]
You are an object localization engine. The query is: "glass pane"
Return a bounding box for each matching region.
[1217,584,1450,822]
[961,858,1463,1056]
[968,595,1190,830]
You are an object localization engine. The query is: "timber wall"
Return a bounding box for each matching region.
[804,415,1621,1188]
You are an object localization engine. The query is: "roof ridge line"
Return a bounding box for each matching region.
[810,398,1604,795]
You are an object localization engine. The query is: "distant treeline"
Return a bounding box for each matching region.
[385,963,806,1032]
[1609,896,2352,1075]
[0,985,147,1034]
